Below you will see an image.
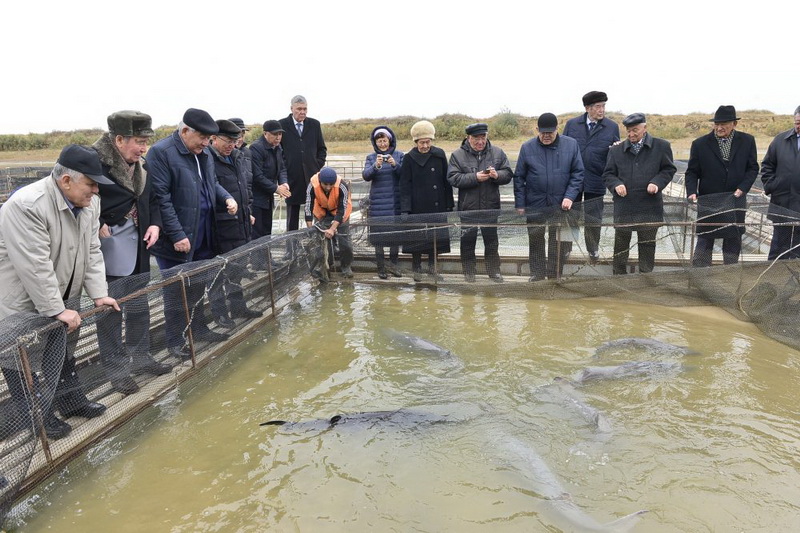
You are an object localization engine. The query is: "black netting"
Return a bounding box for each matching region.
[3,188,800,526]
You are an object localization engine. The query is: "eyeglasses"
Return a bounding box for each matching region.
[216,136,238,145]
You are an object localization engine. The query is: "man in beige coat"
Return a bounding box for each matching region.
[0,144,119,439]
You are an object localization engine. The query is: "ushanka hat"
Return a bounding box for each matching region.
[107,110,154,137]
[582,91,608,107]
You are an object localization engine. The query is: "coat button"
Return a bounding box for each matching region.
[434,202,439,206]
[433,185,438,189]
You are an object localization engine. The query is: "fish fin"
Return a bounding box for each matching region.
[601,509,648,533]
[329,415,343,426]
[259,420,287,426]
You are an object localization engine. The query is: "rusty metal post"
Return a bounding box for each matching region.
[178,274,196,367]
[555,223,562,281]
[432,223,439,284]
[266,245,276,315]
[18,342,53,464]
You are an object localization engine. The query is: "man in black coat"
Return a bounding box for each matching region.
[603,113,676,275]
[208,120,262,325]
[278,95,327,231]
[685,105,759,266]
[93,111,171,395]
[250,120,291,238]
[761,105,800,260]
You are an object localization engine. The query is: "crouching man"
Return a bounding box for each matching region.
[305,167,353,281]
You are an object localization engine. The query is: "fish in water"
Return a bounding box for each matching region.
[494,434,647,532]
[572,360,683,385]
[550,377,613,433]
[260,409,456,432]
[382,329,454,357]
[593,337,698,359]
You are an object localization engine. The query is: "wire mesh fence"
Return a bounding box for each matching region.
[2,190,800,526]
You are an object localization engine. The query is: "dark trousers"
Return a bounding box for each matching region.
[2,328,88,423]
[156,256,213,349]
[527,225,572,280]
[692,235,741,267]
[460,226,500,277]
[286,204,302,232]
[577,191,604,254]
[96,274,151,381]
[310,219,353,278]
[210,262,248,319]
[412,253,436,272]
[252,205,273,239]
[375,246,399,270]
[613,227,658,275]
[768,225,800,260]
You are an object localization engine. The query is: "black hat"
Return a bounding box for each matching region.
[465,123,489,136]
[582,91,608,107]
[262,120,284,134]
[228,117,248,131]
[107,110,154,137]
[318,167,337,184]
[710,105,740,123]
[622,113,646,127]
[215,119,241,138]
[537,113,558,133]
[182,108,218,135]
[57,144,113,184]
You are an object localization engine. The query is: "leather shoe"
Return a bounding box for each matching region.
[194,329,230,343]
[168,345,192,361]
[44,415,72,440]
[214,315,236,329]
[232,307,261,320]
[490,274,504,283]
[132,359,172,376]
[61,401,107,419]
[378,269,389,280]
[111,376,140,395]
[341,267,354,279]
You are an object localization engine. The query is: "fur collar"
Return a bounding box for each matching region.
[92,133,146,197]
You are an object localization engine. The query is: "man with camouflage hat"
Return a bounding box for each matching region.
[93,111,171,395]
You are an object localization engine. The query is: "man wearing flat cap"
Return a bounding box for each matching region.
[208,119,260,325]
[603,113,676,275]
[685,105,758,266]
[447,123,513,282]
[148,108,239,358]
[0,144,119,439]
[92,111,171,395]
[514,113,585,281]
[563,91,620,264]
[761,105,800,260]
[250,119,291,238]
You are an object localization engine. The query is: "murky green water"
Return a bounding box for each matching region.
[11,284,800,532]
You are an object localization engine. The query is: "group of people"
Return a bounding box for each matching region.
[1,92,800,440]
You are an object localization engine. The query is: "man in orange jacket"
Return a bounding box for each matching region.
[305,167,353,280]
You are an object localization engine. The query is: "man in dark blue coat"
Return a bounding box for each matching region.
[685,105,759,266]
[562,91,620,263]
[148,108,238,358]
[514,113,584,281]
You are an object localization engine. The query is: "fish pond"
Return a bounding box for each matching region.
[9,283,800,532]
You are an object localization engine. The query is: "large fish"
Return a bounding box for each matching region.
[572,360,683,385]
[495,434,647,532]
[382,328,454,357]
[550,377,613,433]
[260,408,458,432]
[593,337,698,359]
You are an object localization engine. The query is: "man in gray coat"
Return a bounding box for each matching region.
[761,105,800,260]
[0,145,119,439]
[603,113,676,275]
[447,123,513,282]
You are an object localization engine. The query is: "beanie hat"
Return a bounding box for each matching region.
[410,120,436,141]
[318,167,337,184]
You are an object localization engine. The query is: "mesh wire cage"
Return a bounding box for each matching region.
[2,188,800,526]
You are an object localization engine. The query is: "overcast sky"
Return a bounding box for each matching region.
[2,0,795,134]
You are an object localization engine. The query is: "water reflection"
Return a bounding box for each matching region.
[12,285,800,532]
